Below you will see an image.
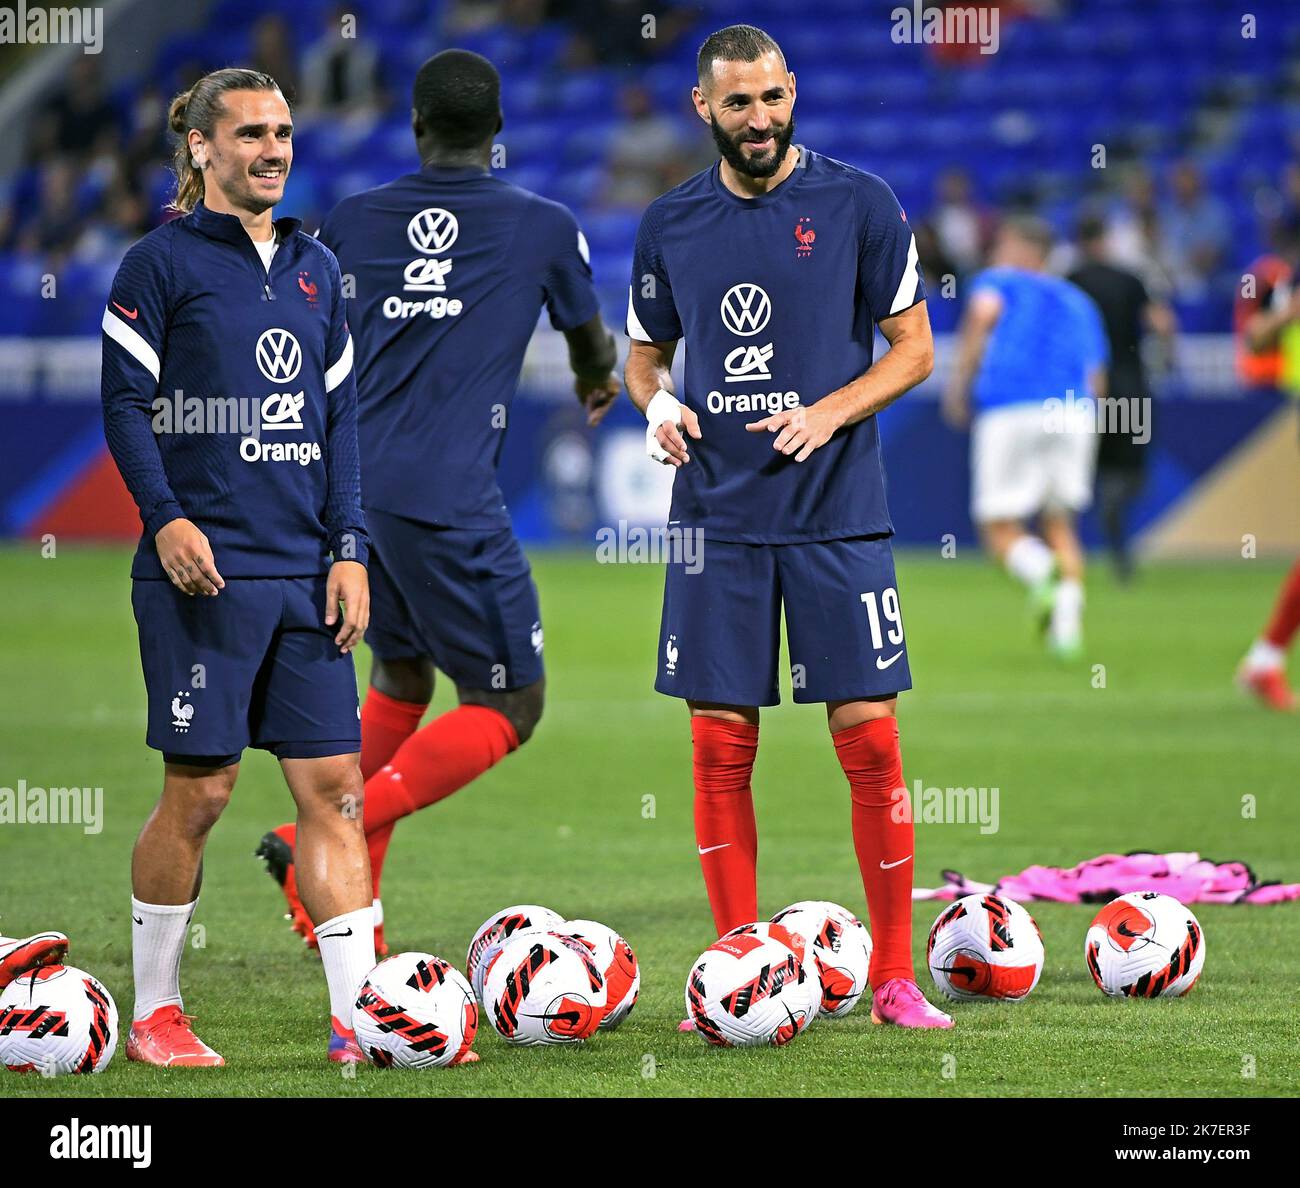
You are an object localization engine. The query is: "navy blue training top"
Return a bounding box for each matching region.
[101,201,366,578]
[318,164,599,529]
[627,150,926,543]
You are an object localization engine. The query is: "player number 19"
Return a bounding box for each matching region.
[860,588,903,650]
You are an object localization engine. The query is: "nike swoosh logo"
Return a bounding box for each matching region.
[698,843,730,855]
[112,301,139,320]
[879,855,912,869]
[315,928,353,940]
[876,650,904,670]
[132,915,143,925]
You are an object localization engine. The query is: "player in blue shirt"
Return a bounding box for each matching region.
[942,216,1109,659]
[627,26,951,1030]
[257,50,619,954]
[101,69,376,1066]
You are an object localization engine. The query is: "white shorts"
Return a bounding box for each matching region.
[970,403,1097,523]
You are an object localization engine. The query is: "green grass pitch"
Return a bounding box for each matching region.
[1,544,1297,1098]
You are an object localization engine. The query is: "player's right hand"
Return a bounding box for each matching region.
[645,390,701,466]
[155,518,224,596]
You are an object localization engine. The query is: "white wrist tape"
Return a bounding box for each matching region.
[645,388,683,463]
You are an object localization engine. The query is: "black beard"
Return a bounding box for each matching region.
[710,113,795,179]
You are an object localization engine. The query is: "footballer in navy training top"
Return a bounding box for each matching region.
[100,68,377,1067]
[257,50,621,955]
[625,24,953,1030]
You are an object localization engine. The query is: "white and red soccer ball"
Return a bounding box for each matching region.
[561,919,639,1030]
[684,924,819,1047]
[927,893,1044,1002]
[353,952,478,1069]
[770,900,873,1017]
[1085,892,1205,998]
[483,929,606,1045]
[0,964,117,1075]
[466,904,564,1003]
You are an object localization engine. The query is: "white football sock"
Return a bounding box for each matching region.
[131,896,195,1021]
[315,905,375,1033]
[373,898,383,927]
[1005,534,1055,587]
[1245,639,1285,672]
[1050,578,1084,643]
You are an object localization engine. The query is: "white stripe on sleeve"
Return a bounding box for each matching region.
[324,334,354,393]
[101,307,160,382]
[889,233,922,315]
[626,285,652,342]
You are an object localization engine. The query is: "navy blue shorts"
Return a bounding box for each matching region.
[655,536,912,706]
[365,508,544,692]
[132,576,361,767]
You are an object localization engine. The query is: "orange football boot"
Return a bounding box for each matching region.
[0,932,69,990]
[127,1004,224,1066]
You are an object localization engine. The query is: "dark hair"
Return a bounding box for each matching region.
[1002,213,1055,257]
[697,24,786,90]
[1076,214,1107,244]
[412,49,501,151]
[168,68,284,212]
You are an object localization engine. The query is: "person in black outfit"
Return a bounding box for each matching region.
[1069,215,1176,581]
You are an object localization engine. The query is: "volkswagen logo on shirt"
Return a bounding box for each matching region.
[720,283,772,336]
[407,207,459,254]
[255,328,302,384]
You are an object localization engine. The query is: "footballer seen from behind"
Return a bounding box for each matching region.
[626,26,950,1028]
[258,50,620,952]
[101,68,377,1065]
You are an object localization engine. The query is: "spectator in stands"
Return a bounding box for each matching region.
[18,159,81,264]
[553,0,693,67]
[1161,160,1230,303]
[600,82,697,208]
[300,4,386,118]
[47,58,118,161]
[251,14,299,102]
[1069,214,1177,581]
[931,167,990,276]
[1106,165,1174,302]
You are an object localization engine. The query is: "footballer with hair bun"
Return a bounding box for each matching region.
[101,67,376,1066]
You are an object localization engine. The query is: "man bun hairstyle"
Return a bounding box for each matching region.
[412,49,501,152]
[168,67,284,212]
[697,24,786,91]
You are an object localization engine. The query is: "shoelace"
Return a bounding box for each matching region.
[150,1009,204,1044]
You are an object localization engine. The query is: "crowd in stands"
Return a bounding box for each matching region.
[2,0,1298,331]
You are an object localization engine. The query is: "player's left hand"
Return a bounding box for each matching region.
[325,560,369,654]
[745,403,842,462]
[575,373,621,427]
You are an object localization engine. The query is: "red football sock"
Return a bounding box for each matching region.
[1263,560,1300,649]
[359,688,427,899]
[834,716,915,987]
[692,716,760,936]
[361,705,518,835]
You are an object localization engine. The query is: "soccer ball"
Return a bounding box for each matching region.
[353,952,477,1069]
[720,920,809,968]
[483,930,606,1045]
[0,964,117,1075]
[770,900,873,1017]
[466,904,564,1002]
[926,893,1044,1002]
[684,929,819,1047]
[561,919,640,1030]
[1085,892,1205,998]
